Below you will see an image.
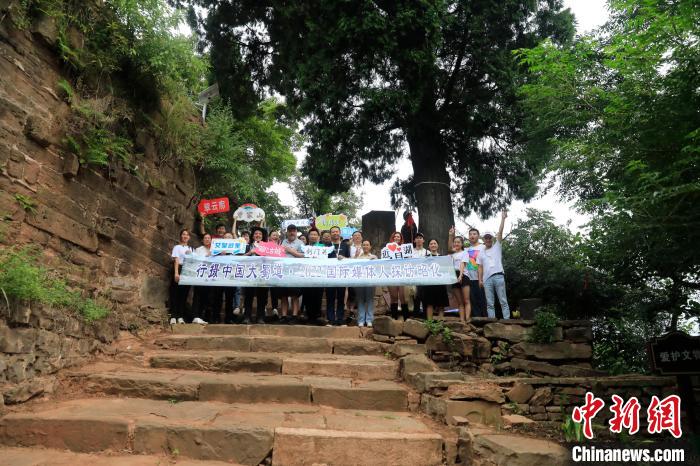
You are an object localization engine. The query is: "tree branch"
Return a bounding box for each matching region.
[439,40,467,112]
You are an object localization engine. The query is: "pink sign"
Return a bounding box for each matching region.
[253,241,286,257]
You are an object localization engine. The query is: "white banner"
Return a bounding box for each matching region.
[179,255,457,287]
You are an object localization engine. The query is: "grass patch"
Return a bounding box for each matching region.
[0,246,108,322]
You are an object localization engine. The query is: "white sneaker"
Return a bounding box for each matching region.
[272,308,279,317]
[367,322,373,327]
[233,307,241,316]
[177,318,185,324]
[169,318,176,325]
[192,317,208,325]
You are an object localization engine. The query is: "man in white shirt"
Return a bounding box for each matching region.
[476,210,510,319]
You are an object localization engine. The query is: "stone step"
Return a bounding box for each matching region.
[148,351,398,381]
[79,368,408,411]
[156,334,387,356]
[0,446,239,465]
[272,428,443,466]
[0,398,441,465]
[198,324,364,339]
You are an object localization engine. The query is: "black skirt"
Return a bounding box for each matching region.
[421,284,449,307]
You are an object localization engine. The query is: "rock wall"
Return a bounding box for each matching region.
[0,13,196,404]
[0,301,119,407]
[371,316,597,377]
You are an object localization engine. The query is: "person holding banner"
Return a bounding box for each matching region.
[170,229,194,324]
[387,231,408,321]
[302,227,324,325]
[339,230,363,323]
[242,227,270,324]
[354,239,377,327]
[218,232,242,324]
[190,233,212,325]
[449,227,470,322]
[410,232,429,318]
[279,224,305,324]
[422,238,450,320]
[325,226,346,326]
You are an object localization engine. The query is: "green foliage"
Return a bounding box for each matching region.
[195,99,297,214]
[503,209,619,319]
[561,416,584,442]
[424,319,455,348]
[64,99,135,167]
[505,401,521,415]
[290,172,364,226]
[528,307,560,344]
[490,341,510,365]
[16,0,207,103]
[194,0,575,245]
[518,0,700,329]
[56,78,74,103]
[0,247,108,322]
[14,194,37,214]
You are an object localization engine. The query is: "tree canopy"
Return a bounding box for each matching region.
[186,0,575,246]
[518,0,700,328]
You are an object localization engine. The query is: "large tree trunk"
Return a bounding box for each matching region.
[407,125,455,254]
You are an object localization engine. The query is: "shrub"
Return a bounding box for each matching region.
[0,246,108,322]
[528,307,560,344]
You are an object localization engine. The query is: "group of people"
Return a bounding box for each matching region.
[169,211,510,327]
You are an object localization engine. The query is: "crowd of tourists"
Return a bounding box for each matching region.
[169,211,510,327]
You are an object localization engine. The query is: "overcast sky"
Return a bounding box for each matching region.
[271,0,610,235]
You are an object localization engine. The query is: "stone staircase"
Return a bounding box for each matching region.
[0,324,447,465]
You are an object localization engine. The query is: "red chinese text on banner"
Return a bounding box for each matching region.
[253,241,286,257]
[198,197,230,216]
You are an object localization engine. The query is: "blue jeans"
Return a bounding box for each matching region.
[484,273,510,319]
[355,287,375,325]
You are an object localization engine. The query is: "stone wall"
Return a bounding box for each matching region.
[0,12,196,404]
[0,17,196,322]
[413,372,676,430]
[0,300,119,408]
[371,316,597,377]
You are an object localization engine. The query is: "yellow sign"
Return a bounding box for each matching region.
[315,213,348,230]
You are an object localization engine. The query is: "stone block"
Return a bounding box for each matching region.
[510,358,562,377]
[421,394,502,427]
[564,326,593,342]
[402,319,429,340]
[505,383,534,404]
[529,387,553,406]
[372,315,404,337]
[3,376,56,403]
[0,327,36,354]
[406,371,463,393]
[446,382,506,404]
[510,341,592,361]
[391,343,425,358]
[473,434,570,466]
[23,115,56,147]
[25,205,98,252]
[502,414,535,427]
[399,354,438,378]
[483,322,532,342]
[272,427,443,466]
[425,334,449,352]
